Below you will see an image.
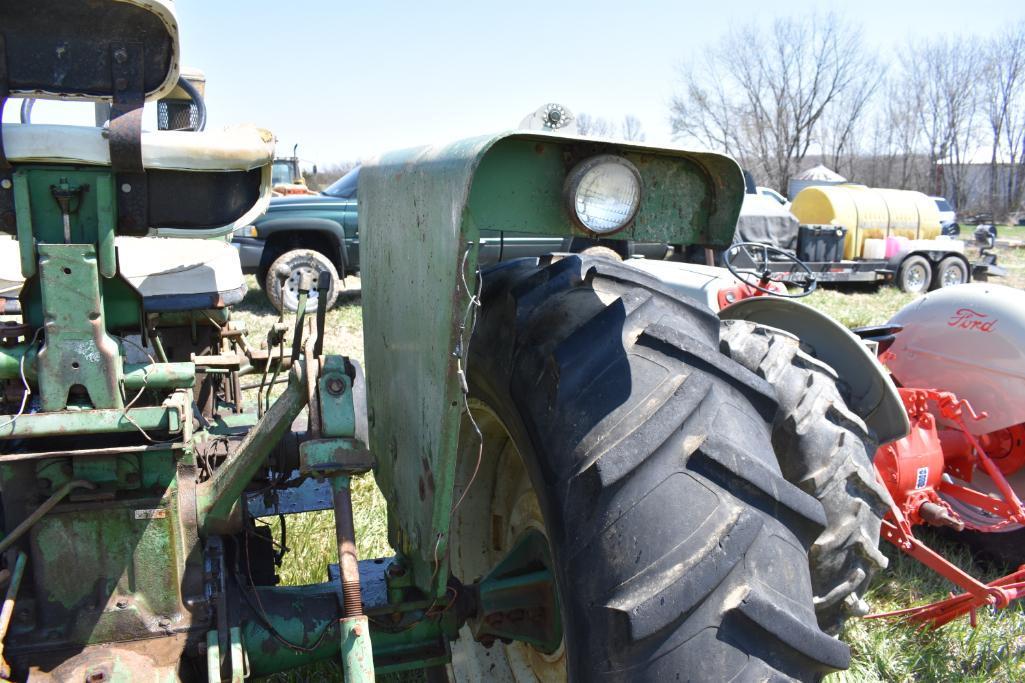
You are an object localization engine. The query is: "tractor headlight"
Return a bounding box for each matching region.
[564,155,642,234]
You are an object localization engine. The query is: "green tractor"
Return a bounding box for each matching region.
[0,2,910,681]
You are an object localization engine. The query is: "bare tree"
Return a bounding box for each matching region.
[305,160,358,191]
[670,13,879,192]
[621,115,646,142]
[576,113,616,138]
[985,22,1025,216]
[817,66,885,180]
[901,39,982,209]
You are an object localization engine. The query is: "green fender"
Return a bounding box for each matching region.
[359,130,746,595]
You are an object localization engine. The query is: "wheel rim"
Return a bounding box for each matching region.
[281,264,321,311]
[942,467,1025,533]
[905,263,927,291]
[449,402,566,682]
[942,265,965,287]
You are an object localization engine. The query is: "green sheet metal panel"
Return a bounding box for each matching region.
[360,131,743,596]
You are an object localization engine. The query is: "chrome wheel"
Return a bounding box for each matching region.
[281,265,322,312]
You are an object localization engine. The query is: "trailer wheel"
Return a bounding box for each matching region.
[450,255,849,681]
[897,255,932,294]
[931,256,968,289]
[720,320,891,634]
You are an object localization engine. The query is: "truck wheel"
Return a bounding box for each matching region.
[719,320,891,634]
[897,255,932,294]
[450,255,849,681]
[264,249,340,313]
[931,256,968,289]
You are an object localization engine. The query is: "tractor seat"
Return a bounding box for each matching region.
[1,123,275,236]
[0,237,246,312]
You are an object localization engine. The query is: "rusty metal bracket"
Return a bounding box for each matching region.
[109,42,148,236]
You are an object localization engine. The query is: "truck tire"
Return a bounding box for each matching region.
[931,256,968,290]
[451,255,849,681]
[719,320,891,634]
[897,255,932,294]
[264,249,340,313]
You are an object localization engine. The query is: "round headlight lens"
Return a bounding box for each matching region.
[564,155,642,234]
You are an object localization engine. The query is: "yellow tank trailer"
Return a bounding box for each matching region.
[790,185,941,260]
[726,184,999,293]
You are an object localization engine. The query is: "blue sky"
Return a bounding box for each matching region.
[8,0,1022,166]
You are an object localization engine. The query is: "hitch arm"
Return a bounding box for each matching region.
[197,362,308,535]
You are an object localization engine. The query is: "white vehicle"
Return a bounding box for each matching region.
[757,185,790,209]
[931,196,958,232]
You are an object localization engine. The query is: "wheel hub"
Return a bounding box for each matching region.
[907,264,926,289]
[282,266,320,310]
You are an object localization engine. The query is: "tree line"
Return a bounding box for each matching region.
[669,14,1025,218]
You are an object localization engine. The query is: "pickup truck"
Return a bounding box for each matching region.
[234,166,670,311]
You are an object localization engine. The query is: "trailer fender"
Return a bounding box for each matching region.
[720,297,909,444]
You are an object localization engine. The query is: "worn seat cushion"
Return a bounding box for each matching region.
[0,237,245,312]
[1,123,274,236]
[1,123,274,172]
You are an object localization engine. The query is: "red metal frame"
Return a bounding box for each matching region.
[868,387,1025,628]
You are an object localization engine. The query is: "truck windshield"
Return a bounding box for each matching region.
[323,166,360,199]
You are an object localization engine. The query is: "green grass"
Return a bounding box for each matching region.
[997,224,1025,242]
[239,248,1025,681]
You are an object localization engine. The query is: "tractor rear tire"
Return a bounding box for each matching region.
[947,527,1025,567]
[453,255,849,681]
[719,320,891,634]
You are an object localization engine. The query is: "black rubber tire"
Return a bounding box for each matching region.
[466,255,849,681]
[897,255,932,294]
[946,527,1025,568]
[719,320,892,634]
[263,249,340,313]
[930,256,968,290]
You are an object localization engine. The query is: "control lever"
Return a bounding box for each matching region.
[313,270,331,357]
[290,270,314,363]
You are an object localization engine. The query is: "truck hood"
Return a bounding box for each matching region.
[266,194,357,210]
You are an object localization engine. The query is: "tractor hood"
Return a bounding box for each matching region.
[887,282,1025,434]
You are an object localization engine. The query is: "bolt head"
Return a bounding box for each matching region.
[327,378,345,395]
[0,179,11,190]
[352,624,363,638]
